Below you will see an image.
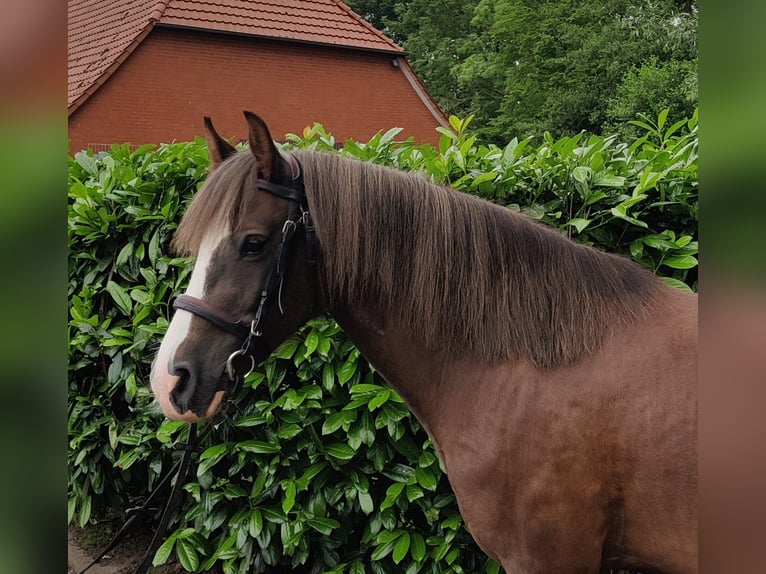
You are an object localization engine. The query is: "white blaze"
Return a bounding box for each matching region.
[150,225,228,420]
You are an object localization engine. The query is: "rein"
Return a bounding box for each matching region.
[173,152,317,384]
[78,424,198,574]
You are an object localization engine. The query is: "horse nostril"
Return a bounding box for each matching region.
[169,364,194,414]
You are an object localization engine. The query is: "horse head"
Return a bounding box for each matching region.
[150,112,320,422]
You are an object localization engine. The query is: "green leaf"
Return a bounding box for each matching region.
[152,534,176,566]
[105,281,132,315]
[77,494,91,526]
[129,288,151,304]
[274,337,300,359]
[609,207,648,229]
[662,255,698,269]
[296,462,327,491]
[641,235,678,251]
[393,532,411,564]
[307,517,340,535]
[282,481,296,513]
[248,509,263,537]
[661,277,693,292]
[74,151,98,176]
[382,464,415,483]
[377,530,402,545]
[381,482,405,510]
[358,490,374,514]
[148,229,161,266]
[261,506,288,524]
[442,513,463,530]
[175,538,199,571]
[657,108,669,131]
[337,352,358,384]
[115,242,133,267]
[571,166,591,184]
[238,440,280,454]
[564,218,591,233]
[304,329,319,356]
[322,410,357,435]
[68,497,77,524]
[675,235,693,248]
[415,466,438,491]
[350,383,384,395]
[251,471,269,499]
[325,443,356,461]
[368,389,391,411]
[322,363,335,390]
[380,126,404,145]
[356,410,376,446]
[406,484,424,502]
[199,443,228,461]
[448,115,463,133]
[411,533,426,562]
[592,173,626,188]
[371,539,397,561]
[277,423,303,440]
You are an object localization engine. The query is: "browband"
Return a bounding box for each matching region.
[254,151,306,204]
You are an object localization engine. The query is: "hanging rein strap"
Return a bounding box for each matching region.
[77,424,198,574]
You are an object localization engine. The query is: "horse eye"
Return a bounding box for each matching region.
[240,235,266,258]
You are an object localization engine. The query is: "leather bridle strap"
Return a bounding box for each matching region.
[78,424,199,574]
[174,294,251,339]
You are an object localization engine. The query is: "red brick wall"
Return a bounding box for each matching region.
[68,27,446,152]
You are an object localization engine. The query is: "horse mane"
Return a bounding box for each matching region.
[294,150,663,368]
[173,149,663,369]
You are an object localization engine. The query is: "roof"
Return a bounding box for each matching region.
[68,0,159,109]
[68,0,404,111]
[160,1,402,53]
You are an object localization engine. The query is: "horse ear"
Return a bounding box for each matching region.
[244,111,279,180]
[203,116,236,170]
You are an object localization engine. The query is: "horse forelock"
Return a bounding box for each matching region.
[294,150,663,368]
[172,151,255,257]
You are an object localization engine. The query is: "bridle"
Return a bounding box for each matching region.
[172,151,318,387]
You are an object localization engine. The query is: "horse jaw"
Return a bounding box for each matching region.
[150,225,227,420]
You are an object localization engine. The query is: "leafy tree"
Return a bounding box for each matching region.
[343,0,408,42]
[604,57,697,140]
[382,0,697,142]
[386,0,482,117]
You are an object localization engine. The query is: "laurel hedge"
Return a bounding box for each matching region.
[68,110,697,573]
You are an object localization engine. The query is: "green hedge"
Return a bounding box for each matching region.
[68,111,697,573]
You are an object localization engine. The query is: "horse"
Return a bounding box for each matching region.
[150,112,697,573]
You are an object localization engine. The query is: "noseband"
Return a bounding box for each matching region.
[173,152,317,385]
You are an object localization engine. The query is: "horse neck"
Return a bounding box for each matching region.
[328,302,494,435]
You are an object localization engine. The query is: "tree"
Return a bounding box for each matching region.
[386,0,482,119]
[604,57,698,140]
[384,0,697,142]
[343,0,408,42]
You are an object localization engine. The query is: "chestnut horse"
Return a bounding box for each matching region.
[151,112,697,573]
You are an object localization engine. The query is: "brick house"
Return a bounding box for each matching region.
[67,0,448,153]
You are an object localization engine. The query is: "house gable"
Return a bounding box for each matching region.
[68,0,448,150]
